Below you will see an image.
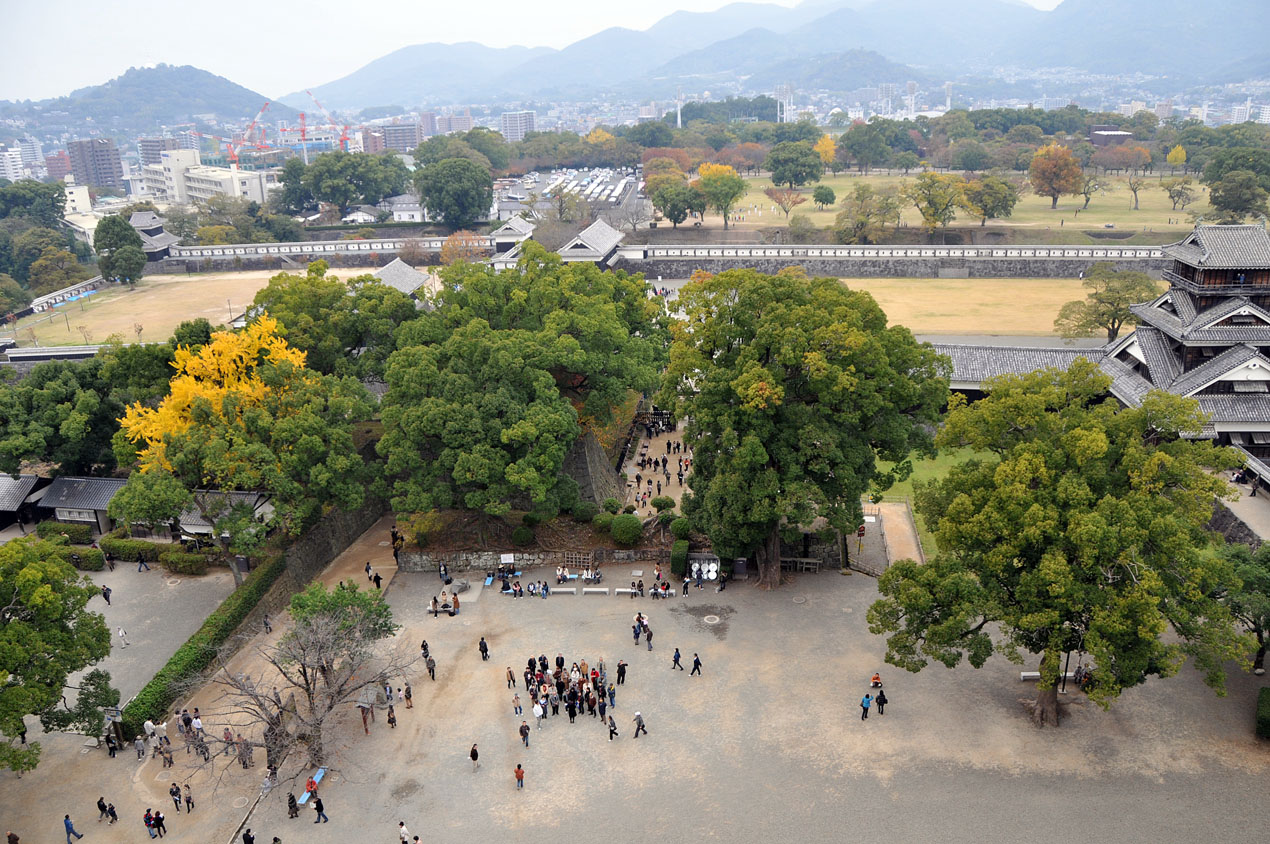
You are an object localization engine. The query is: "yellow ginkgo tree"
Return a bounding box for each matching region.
[113,316,372,547]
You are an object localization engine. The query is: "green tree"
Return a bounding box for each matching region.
[1053,262,1161,342]
[1079,173,1106,209]
[289,581,397,641]
[1208,170,1270,222]
[107,470,193,535]
[301,151,408,212]
[812,185,835,210]
[903,172,966,232]
[0,536,111,773]
[414,158,494,229]
[462,128,511,171]
[626,122,674,149]
[11,227,68,282]
[839,124,890,174]
[868,363,1249,726]
[1029,143,1085,209]
[38,668,119,741]
[763,141,822,188]
[949,140,991,174]
[25,247,91,295]
[0,273,30,314]
[0,359,123,474]
[1219,544,1270,674]
[960,175,1019,226]
[94,214,145,282]
[108,245,146,285]
[660,269,948,589]
[892,151,921,174]
[653,184,703,229]
[1160,176,1196,211]
[695,164,747,230]
[275,157,315,215]
[0,180,66,227]
[832,183,901,244]
[1202,147,1270,193]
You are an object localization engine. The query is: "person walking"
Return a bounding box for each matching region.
[134,735,146,759]
[397,822,410,843]
[241,829,254,844]
[672,648,683,670]
[420,640,429,660]
[262,614,272,634]
[632,622,641,644]
[479,638,489,661]
[152,812,166,839]
[608,715,619,741]
[168,783,182,813]
[875,689,887,716]
[373,571,383,590]
[118,627,129,648]
[182,784,193,813]
[691,653,702,676]
[138,555,150,572]
[106,806,117,826]
[506,667,515,689]
[312,796,328,823]
[143,810,155,840]
[632,712,647,738]
[860,693,872,720]
[97,798,109,823]
[519,721,530,747]
[365,561,373,581]
[101,585,111,606]
[514,764,525,790]
[645,626,653,651]
[470,744,480,771]
[426,656,436,681]
[286,793,299,819]
[533,701,544,729]
[608,683,616,708]
[512,693,522,715]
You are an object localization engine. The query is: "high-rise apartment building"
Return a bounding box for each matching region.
[67,139,123,189]
[18,137,43,169]
[500,111,536,143]
[45,151,72,181]
[362,130,386,155]
[419,112,437,136]
[0,149,25,182]
[138,137,181,167]
[382,122,424,152]
[436,109,473,134]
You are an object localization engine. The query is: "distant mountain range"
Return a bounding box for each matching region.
[0,65,299,131]
[5,0,1268,133]
[288,0,1269,110]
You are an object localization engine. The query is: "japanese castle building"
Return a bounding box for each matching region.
[936,224,1270,476]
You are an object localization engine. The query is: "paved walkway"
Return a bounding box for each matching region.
[619,422,692,518]
[1222,481,1270,542]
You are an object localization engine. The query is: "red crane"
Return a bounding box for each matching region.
[306,90,349,151]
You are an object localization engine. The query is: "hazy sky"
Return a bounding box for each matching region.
[0,0,1063,102]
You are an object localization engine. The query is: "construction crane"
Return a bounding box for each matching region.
[277,112,311,164]
[242,101,272,148]
[306,90,350,151]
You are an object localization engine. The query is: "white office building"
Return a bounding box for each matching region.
[500,111,536,143]
[141,148,272,205]
[0,148,25,181]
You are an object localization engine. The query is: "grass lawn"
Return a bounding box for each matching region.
[878,447,992,558]
[844,276,1128,335]
[734,171,1207,239]
[5,269,285,347]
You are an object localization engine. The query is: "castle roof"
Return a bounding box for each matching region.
[1164,225,1270,269]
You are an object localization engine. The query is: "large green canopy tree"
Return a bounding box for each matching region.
[660,268,949,588]
[379,243,664,524]
[0,536,111,773]
[868,362,1250,726]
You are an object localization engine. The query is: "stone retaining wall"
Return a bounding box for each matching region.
[398,546,669,573]
[151,251,440,275]
[1208,500,1262,550]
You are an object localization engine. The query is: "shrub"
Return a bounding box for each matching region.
[100,536,165,563]
[54,546,105,571]
[601,497,621,515]
[571,501,599,523]
[658,511,678,526]
[670,540,689,576]
[650,496,675,513]
[522,511,542,528]
[511,525,535,547]
[623,504,637,514]
[1258,687,1270,740]
[592,512,614,532]
[610,513,643,547]
[160,552,210,575]
[670,518,691,540]
[36,521,93,545]
[121,554,285,738]
[405,511,445,548]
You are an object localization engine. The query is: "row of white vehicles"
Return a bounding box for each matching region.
[505,169,637,206]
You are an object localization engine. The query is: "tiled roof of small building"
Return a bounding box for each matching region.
[41,477,127,511]
[934,344,1097,385]
[1164,225,1270,269]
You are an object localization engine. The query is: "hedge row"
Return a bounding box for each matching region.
[160,552,211,575]
[54,546,105,572]
[99,535,167,563]
[36,521,93,545]
[1258,687,1270,740]
[120,555,286,738]
[670,540,689,576]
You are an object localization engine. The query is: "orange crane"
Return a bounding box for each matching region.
[277,112,311,163]
[242,101,271,148]
[306,90,350,151]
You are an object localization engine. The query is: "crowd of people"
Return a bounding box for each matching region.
[509,649,626,740]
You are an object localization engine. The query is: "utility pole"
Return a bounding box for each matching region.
[676,86,682,129]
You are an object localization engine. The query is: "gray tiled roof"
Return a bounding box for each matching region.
[562,218,624,259]
[1098,357,1154,406]
[1168,343,1265,396]
[934,344,1097,385]
[1171,289,1198,324]
[1164,225,1270,269]
[1196,395,1270,423]
[372,258,430,296]
[494,216,536,236]
[0,474,38,512]
[140,231,181,251]
[40,477,126,511]
[1233,444,1270,477]
[180,490,268,530]
[1191,296,1270,330]
[128,211,166,229]
[1133,326,1180,384]
[1133,300,1270,345]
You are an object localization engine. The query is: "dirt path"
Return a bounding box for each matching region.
[876,502,923,564]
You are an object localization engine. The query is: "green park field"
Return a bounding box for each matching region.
[731,172,1210,242]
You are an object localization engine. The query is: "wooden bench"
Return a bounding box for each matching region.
[555,587,577,594]
[582,587,609,595]
[296,766,327,804]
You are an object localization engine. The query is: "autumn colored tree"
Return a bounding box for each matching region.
[1166,145,1187,173]
[440,230,488,265]
[833,184,901,244]
[813,135,836,171]
[1029,143,1085,208]
[763,187,807,221]
[960,175,1019,226]
[902,172,966,232]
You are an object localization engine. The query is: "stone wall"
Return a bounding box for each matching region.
[1208,500,1262,550]
[562,430,624,505]
[150,251,440,276]
[615,256,1166,280]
